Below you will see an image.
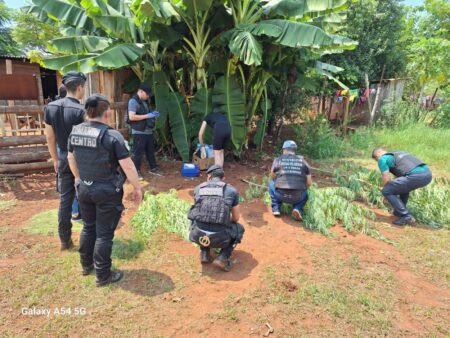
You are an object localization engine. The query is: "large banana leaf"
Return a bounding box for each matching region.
[315,61,348,90]
[93,43,145,68]
[248,19,357,50]
[49,36,113,54]
[212,76,246,153]
[152,70,170,130]
[167,91,191,162]
[262,0,349,19]
[31,0,95,32]
[42,54,98,73]
[253,86,270,150]
[229,31,263,66]
[190,87,212,139]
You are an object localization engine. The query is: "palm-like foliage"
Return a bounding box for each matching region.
[27,0,357,159]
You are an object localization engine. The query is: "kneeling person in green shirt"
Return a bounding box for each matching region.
[372,148,432,225]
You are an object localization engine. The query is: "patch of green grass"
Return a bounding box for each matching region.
[112,237,145,260]
[346,124,450,173]
[0,198,16,211]
[396,227,450,288]
[23,209,82,236]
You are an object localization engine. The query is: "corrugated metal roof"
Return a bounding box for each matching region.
[0,54,29,60]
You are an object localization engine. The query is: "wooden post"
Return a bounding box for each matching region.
[342,95,350,135]
[5,59,20,136]
[369,65,386,125]
[364,73,373,118]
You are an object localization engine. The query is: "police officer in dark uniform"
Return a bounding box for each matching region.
[127,83,161,178]
[269,140,313,221]
[44,71,86,250]
[188,165,244,272]
[372,148,432,225]
[67,94,143,287]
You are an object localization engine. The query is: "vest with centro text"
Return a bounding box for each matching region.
[70,122,117,182]
[387,152,425,177]
[275,154,307,190]
[128,95,149,132]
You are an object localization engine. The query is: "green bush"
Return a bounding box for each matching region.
[132,190,191,240]
[293,114,345,159]
[244,175,271,200]
[376,99,427,128]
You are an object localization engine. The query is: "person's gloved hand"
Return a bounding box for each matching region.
[146,111,160,118]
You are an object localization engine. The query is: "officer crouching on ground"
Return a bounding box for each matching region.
[188,165,245,272]
[372,148,432,225]
[67,94,143,287]
[269,140,312,221]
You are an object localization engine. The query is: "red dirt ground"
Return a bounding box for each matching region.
[1,160,449,337]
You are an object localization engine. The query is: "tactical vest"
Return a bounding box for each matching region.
[275,154,307,190]
[188,181,231,227]
[127,95,153,132]
[387,152,425,177]
[70,122,117,182]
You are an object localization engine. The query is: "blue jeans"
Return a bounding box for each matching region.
[72,195,79,215]
[268,180,308,213]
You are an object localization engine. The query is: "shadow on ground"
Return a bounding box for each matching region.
[119,269,174,297]
[201,250,258,281]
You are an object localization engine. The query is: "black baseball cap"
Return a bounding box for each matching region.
[138,83,152,96]
[206,165,224,176]
[62,71,87,85]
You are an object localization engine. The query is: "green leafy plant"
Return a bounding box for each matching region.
[334,163,386,208]
[132,190,191,240]
[303,186,391,243]
[244,175,271,200]
[293,114,346,159]
[408,178,450,229]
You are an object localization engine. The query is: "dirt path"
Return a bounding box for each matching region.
[1,161,449,337]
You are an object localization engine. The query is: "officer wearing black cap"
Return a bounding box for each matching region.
[127,83,161,178]
[67,94,143,287]
[188,165,245,271]
[44,71,87,250]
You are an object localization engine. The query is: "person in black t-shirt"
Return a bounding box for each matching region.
[198,112,231,167]
[44,71,86,250]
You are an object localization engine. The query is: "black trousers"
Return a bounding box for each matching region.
[382,169,432,217]
[193,222,245,259]
[57,151,75,243]
[132,133,157,171]
[77,181,124,282]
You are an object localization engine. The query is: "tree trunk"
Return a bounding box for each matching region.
[342,96,350,135]
[429,87,439,110]
[364,73,373,122]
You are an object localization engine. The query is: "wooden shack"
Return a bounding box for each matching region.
[0,56,132,174]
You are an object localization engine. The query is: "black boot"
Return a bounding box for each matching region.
[81,264,94,276]
[60,238,74,251]
[213,253,232,272]
[96,271,124,287]
[200,248,211,264]
[393,215,416,226]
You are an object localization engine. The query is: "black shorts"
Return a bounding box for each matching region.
[213,124,231,150]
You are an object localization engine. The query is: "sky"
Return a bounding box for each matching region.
[4,0,426,9]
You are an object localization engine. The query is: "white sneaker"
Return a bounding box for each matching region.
[272,210,281,217]
[292,209,302,221]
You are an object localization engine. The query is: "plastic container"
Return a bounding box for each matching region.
[181,163,200,177]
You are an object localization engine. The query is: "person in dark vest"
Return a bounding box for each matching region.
[269,140,312,221]
[372,148,432,225]
[67,94,143,287]
[127,83,161,178]
[198,112,231,167]
[188,165,245,271]
[44,71,86,250]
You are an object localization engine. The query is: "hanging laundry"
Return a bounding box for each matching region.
[341,89,349,95]
[337,96,344,103]
[349,89,359,96]
[335,90,341,96]
[370,88,376,94]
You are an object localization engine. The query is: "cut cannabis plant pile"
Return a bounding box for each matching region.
[303,186,392,243]
[334,163,385,208]
[132,190,191,240]
[244,175,271,201]
[408,178,450,229]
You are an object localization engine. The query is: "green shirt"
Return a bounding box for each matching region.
[378,154,429,175]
